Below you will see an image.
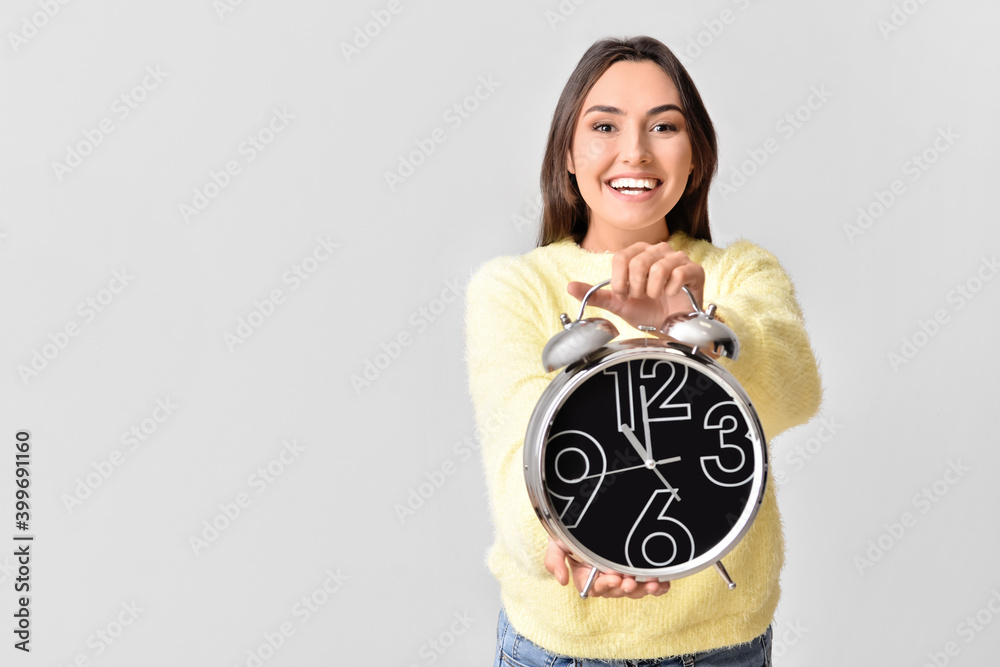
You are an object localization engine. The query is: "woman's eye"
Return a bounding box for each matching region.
[592,122,614,133]
[653,123,677,132]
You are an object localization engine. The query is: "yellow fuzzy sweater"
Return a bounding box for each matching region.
[463,231,822,659]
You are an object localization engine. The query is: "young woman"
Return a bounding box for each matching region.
[465,35,822,666]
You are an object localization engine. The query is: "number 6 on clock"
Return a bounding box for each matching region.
[624,489,696,569]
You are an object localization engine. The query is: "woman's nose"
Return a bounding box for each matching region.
[620,127,651,165]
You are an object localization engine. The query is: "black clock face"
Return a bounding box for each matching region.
[542,354,763,573]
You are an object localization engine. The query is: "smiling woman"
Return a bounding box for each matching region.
[541,38,718,250]
[464,35,822,666]
[569,61,695,254]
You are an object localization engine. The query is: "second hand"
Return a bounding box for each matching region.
[578,456,680,481]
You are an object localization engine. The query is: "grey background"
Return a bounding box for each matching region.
[1,0,998,664]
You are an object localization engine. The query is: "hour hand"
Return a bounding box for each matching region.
[620,424,649,463]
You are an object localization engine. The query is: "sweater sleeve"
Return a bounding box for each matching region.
[463,256,556,577]
[701,240,823,441]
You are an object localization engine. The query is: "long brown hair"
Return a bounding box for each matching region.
[537,36,718,247]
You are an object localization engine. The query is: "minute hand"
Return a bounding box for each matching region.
[621,425,681,501]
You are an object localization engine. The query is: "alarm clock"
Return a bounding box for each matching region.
[523,280,767,598]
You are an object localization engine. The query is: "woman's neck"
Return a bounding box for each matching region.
[579,220,671,253]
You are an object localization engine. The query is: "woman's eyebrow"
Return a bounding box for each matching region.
[584,103,684,116]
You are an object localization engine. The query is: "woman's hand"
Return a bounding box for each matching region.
[545,537,670,599]
[567,241,705,331]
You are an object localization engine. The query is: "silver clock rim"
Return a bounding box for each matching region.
[523,339,769,582]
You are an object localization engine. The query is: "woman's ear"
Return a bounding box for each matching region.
[566,150,575,175]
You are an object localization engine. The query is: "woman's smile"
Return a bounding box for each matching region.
[604,173,664,201]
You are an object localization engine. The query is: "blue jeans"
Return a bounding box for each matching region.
[493,607,771,667]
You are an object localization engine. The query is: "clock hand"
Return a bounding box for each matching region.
[621,424,650,463]
[578,456,681,481]
[638,384,653,462]
[622,424,680,499]
[652,466,682,502]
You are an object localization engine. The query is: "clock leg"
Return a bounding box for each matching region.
[714,561,736,590]
[580,567,599,599]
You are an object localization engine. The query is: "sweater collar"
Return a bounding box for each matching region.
[546,231,695,263]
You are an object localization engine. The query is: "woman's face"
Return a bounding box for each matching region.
[568,60,693,246]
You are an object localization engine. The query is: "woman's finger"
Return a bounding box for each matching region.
[571,564,615,597]
[646,253,690,300]
[593,573,624,597]
[610,243,654,300]
[663,262,705,299]
[544,539,569,586]
[569,563,590,594]
[625,584,648,599]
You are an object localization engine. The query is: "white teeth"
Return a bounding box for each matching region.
[609,177,659,191]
